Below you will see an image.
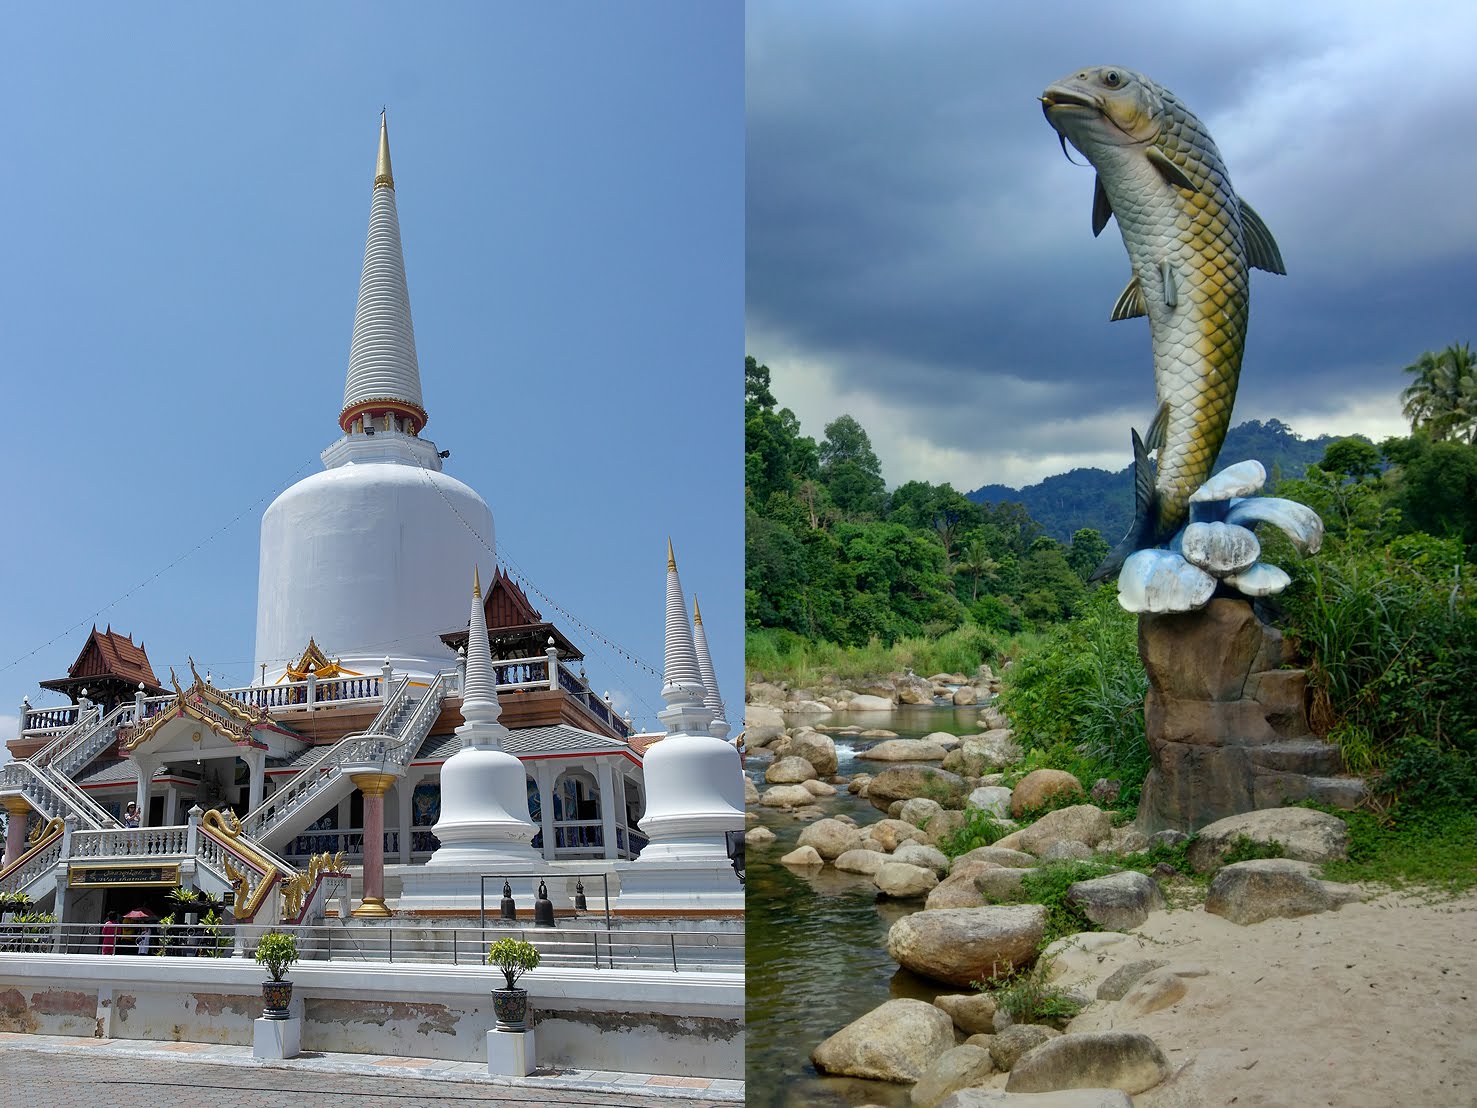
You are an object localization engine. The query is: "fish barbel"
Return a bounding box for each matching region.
[1040,66,1284,579]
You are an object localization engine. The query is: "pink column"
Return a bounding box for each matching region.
[350,774,395,917]
[3,799,30,868]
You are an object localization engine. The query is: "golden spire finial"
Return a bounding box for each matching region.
[693,595,703,625]
[473,565,482,599]
[667,537,676,572]
[374,110,394,191]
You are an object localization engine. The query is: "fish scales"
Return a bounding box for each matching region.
[1041,67,1281,565]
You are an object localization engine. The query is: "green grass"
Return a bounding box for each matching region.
[745,623,1007,687]
[979,945,1085,1028]
[937,808,1009,859]
[1319,805,1477,895]
[1017,860,1117,944]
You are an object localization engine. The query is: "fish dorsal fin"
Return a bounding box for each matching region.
[1089,426,1158,583]
[1147,146,1196,192]
[1160,258,1179,309]
[1239,199,1287,275]
[1110,275,1147,321]
[1145,401,1170,454]
[1092,175,1114,237]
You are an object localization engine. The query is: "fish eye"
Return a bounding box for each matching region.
[1104,70,1120,87]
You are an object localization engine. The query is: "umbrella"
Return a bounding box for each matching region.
[122,909,155,922]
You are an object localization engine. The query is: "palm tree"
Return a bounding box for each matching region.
[1402,343,1477,444]
[955,538,999,603]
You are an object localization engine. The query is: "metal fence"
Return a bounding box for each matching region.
[0,920,743,974]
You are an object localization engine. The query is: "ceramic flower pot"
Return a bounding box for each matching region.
[262,979,293,1020]
[492,987,529,1030]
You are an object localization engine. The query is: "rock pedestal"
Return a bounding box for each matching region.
[1137,598,1362,833]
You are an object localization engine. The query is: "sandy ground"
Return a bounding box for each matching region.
[1000,889,1477,1107]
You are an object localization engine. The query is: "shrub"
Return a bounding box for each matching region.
[486,937,541,990]
[979,945,1084,1028]
[253,931,298,981]
[938,808,1009,858]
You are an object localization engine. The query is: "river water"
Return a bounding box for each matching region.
[744,704,986,1108]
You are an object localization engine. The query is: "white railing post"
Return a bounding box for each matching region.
[306,670,316,712]
[19,697,28,733]
[382,658,393,705]
[546,638,560,691]
[187,804,202,859]
[60,814,76,863]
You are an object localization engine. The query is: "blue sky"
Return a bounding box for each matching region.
[0,4,743,745]
[748,1,1477,490]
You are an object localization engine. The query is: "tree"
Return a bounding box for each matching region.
[1402,343,1477,445]
[955,538,999,602]
[819,415,887,519]
[1066,528,1110,581]
[1318,438,1382,483]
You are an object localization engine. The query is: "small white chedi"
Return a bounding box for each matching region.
[1117,460,1325,614]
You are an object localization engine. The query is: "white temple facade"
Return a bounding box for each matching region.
[0,117,742,928]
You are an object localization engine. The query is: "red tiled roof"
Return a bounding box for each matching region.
[65,625,160,688]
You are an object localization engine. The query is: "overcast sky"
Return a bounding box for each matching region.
[0,3,742,745]
[747,0,1477,491]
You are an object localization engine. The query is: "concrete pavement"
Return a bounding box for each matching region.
[0,1032,743,1107]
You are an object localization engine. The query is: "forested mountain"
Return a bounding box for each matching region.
[967,419,1361,542]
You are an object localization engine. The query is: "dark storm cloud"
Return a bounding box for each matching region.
[746,0,1477,485]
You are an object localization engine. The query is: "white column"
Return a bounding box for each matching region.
[133,757,153,827]
[596,759,617,861]
[245,749,266,814]
[535,762,556,862]
[397,773,417,863]
[164,784,179,825]
[614,768,631,858]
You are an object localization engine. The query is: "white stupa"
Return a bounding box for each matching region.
[616,543,745,911]
[254,114,493,681]
[691,597,731,743]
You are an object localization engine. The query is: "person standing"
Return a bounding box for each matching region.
[136,923,151,955]
[123,803,140,829]
[101,912,119,955]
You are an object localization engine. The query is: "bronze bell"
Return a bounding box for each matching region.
[499,879,516,921]
[532,879,557,928]
[574,879,588,912]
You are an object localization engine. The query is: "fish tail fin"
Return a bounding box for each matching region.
[1090,427,1158,583]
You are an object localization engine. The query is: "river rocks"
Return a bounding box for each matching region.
[939,1091,1132,1108]
[836,848,890,876]
[967,786,1014,818]
[901,797,946,827]
[744,703,787,746]
[934,992,998,1035]
[948,730,1021,776]
[1203,858,1344,925]
[788,730,839,776]
[990,1024,1061,1071]
[1095,960,1169,1001]
[869,766,969,811]
[887,904,1048,986]
[745,826,776,847]
[1000,805,1112,855]
[953,686,978,705]
[849,773,874,794]
[1041,840,1094,862]
[744,777,760,805]
[798,818,864,860]
[893,841,950,876]
[927,859,1000,909]
[979,705,1011,730]
[1065,871,1163,931]
[803,779,837,797]
[866,818,928,852]
[1186,807,1349,872]
[760,784,817,808]
[766,756,819,784]
[779,845,824,867]
[1004,1030,1171,1095]
[811,998,956,1083]
[974,867,1032,901]
[921,809,969,847]
[956,845,1036,869]
[911,1044,996,1108]
[876,861,940,899]
[1011,770,1086,816]
[849,694,897,712]
[861,739,949,762]
[1117,967,1189,1018]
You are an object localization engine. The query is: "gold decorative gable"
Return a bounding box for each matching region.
[122,659,271,752]
[283,638,361,681]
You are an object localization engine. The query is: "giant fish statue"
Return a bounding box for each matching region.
[1041,66,1285,581]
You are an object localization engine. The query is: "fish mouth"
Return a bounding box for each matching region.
[1040,86,1101,114]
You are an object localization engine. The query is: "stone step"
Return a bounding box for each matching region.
[1307,775,1367,810]
[1246,740,1345,777]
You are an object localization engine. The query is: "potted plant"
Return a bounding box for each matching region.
[254,930,299,1019]
[486,937,540,1031]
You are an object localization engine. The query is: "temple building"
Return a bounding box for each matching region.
[0,116,741,926]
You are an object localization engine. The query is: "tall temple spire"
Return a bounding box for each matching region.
[691,597,730,741]
[456,566,507,748]
[339,111,428,437]
[659,541,711,735]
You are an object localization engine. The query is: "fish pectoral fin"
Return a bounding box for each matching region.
[1092,175,1114,237]
[1147,146,1197,192]
[1145,401,1170,454]
[1239,198,1287,275]
[1110,275,1147,321]
[1159,258,1179,309]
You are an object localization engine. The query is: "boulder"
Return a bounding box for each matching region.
[940,1091,1132,1108]
[956,846,1037,870]
[798,818,864,860]
[869,766,969,811]
[1203,858,1343,925]
[766,756,819,784]
[989,1024,1060,1071]
[861,728,900,738]
[746,682,788,707]
[835,848,890,876]
[1011,770,1086,816]
[1095,960,1169,1001]
[1065,871,1163,931]
[743,777,760,805]
[803,779,838,797]
[911,1044,996,1108]
[1003,805,1112,855]
[900,797,946,828]
[974,867,1032,901]
[779,845,824,867]
[887,905,1048,987]
[953,686,978,706]
[979,706,1011,730]
[893,841,951,876]
[1041,840,1094,862]
[875,861,940,899]
[861,739,949,762]
[1004,1030,1171,1095]
[1117,967,1189,1018]
[927,859,1000,910]
[786,699,833,715]
[810,998,955,1083]
[743,703,786,745]
[1097,827,1150,857]
[848,694,897,712]
[760,784,817,808]
[789,730,840,776]
[744,826,776,847]
[967,786,1014,818]
[1186,808,1350,873]
[868,818,929,852]
[933,992,998,1035]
